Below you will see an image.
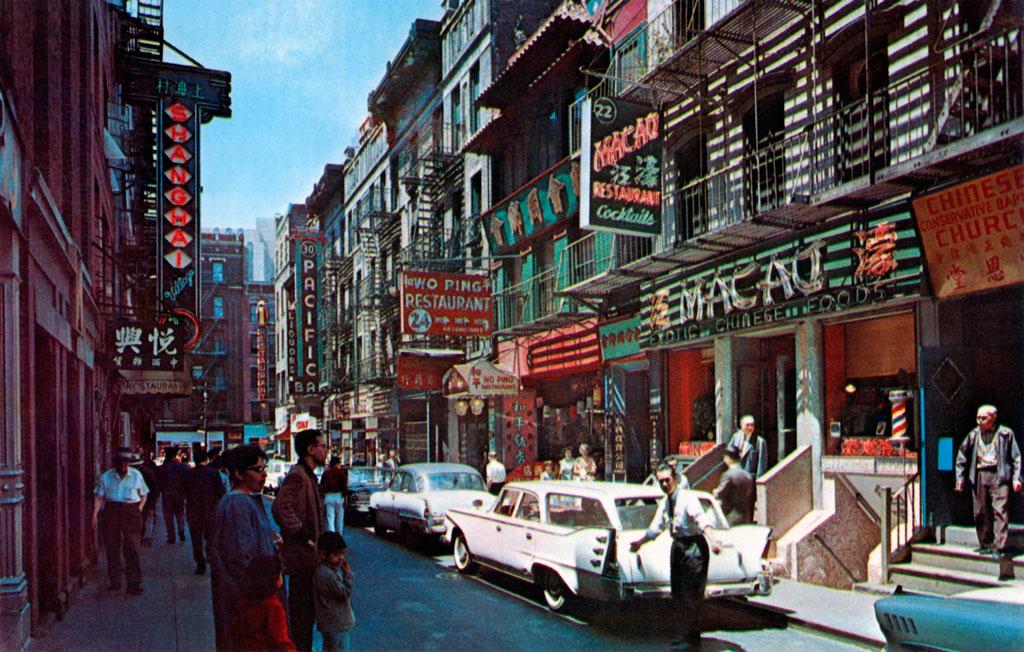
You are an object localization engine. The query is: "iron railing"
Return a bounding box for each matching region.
[880,471,922,582]
[561,231,653,288]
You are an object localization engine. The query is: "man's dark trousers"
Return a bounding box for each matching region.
[973,469,1010,550]
[100,502,143,589]
[163,493,186,542]
[670,534,710,647]
[287,572,316,651]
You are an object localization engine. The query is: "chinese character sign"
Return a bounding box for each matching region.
[581,97,662,236]
[111,320,184,372]
[158,97,200,317]
[502,390,537,468]
[913,165,1024,299]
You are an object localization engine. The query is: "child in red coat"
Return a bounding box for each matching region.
[228,555,296,652]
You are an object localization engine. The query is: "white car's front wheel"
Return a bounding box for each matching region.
[453,533,477,574]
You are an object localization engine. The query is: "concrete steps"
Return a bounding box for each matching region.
[887,526,1024,595]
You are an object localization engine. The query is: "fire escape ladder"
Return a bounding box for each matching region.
[927,0,1005,150]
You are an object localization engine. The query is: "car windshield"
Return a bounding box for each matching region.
[614,496,660,530]
[349,469,390,484]
[418,473,485,492]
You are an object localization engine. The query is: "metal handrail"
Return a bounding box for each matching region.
[879,470,921,582]
[561,231,653,288]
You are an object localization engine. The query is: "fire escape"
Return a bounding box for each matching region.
[355,187,401,386]
[319,250,354,392]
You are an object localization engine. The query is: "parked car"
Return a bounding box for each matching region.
[874,586,1024,652]
[369,463,493,547]
[444,480,773,613]
[263,458,291,495]
[345,466,396,524]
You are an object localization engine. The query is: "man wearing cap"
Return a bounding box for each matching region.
[714,447,755,526]
[631,463,721,652]
[485,451,506,495]
[93,447,149,594]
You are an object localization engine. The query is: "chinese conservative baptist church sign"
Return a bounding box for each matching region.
[912,165,1024,299]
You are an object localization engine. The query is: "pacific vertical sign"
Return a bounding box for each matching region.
[292,237,320,394]
[158,97,200,316]
[580,96,662,236]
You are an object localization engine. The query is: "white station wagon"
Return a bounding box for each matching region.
[370,463,494,547]
[444,480,773,612]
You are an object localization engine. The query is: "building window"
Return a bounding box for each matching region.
[213,296,224,318]
[251,303,259,322]
[469,63,480,133]
[212,261,224,282]
[250,366,259,390]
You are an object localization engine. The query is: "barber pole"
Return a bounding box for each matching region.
[889,390,912,440]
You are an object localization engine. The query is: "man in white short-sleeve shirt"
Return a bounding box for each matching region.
[93,447,149,594]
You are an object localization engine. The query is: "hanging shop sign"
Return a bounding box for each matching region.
[912,165,1024,299]
[397,353,464,390]
[111,318,185,372]
[0,87,24,228]
[580,97,662,236]
[118,372,191,396]
[442,359,518,397]
[642,214,923,347]
[598,316,642,361]
[502,389,537,467]
[400,270,492,336]
[158,97,200,321]
[484,157,580,253]
[256,300,269,402]
[291,236,321,394]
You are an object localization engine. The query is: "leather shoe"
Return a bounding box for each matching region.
[973,546,993,553]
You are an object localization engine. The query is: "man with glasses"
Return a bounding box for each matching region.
[272,429,327,651]
[955,404,1021,578]
[631,463,721,652]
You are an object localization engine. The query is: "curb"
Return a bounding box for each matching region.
[725,596,885,650]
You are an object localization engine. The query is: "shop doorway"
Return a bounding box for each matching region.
[735,333,796,471]
[607,360,651,483]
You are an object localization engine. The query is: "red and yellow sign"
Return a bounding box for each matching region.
[397,354,462,390]
[913,165,1024,299]
[503,390,537,467]
[400,271,492,336]
[159,98,200,316]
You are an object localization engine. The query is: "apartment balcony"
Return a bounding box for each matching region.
[611,0,811,104]
[559,231,672,300]
[664,27,1024,264]
[355,353,393,386]
[493,268,593,337]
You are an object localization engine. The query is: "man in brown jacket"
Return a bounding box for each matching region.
[271,428,327,651]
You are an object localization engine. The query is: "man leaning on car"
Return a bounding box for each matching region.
[631,463,722,652]
[955,404,1022,578]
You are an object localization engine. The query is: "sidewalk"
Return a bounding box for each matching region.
[26,523,216,652]
[736,578,886,648]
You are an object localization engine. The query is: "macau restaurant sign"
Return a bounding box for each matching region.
[580,96,662,237]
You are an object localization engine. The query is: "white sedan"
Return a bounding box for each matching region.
[369,463,494,547]
[444,480,773,612]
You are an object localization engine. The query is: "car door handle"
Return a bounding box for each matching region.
[496,525,501,532]
[526,533,532,540]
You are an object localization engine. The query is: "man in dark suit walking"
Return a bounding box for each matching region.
[185,447,226,574]
[714,447,755,526]
[159,446,190,543]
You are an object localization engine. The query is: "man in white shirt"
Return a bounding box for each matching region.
[485,451,506,495]
[728,415,769,478]
[93,447,149,594]
[631,463,721,652]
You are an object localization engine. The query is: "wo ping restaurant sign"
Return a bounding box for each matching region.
[642,215,922,348]
[580,96,662,237]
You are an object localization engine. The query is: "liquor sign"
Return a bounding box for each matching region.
[158,97,200,318]
[292,238,320,394]
[580,97,662,236]
[912,165,1024,299]
[111,319,185,372]
[502,390,537,467]
[400,271,492,337]
[484,157,580,253]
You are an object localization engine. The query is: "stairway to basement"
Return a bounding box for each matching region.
[887,525,1024,595]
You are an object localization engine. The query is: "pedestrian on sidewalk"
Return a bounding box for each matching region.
[185,446,226,575]
[321,456,349,535]
[728,415,769,478]
[139,448,161,546]
[272,429,327,652]
[558,447,575,481]
[92,447,149,595]
[314,532,355,652]
[208,444,283,652]
[485,451,506,495]
[159,446,190,544]
[229,555,297,652]
[955,404,1022,578]
[713,447,755,526]
[630,462,722,652]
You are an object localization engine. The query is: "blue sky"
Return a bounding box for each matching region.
[163,0,443,230]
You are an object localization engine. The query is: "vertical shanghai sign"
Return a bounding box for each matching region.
[158,97,200,316]
[580,96,662,236]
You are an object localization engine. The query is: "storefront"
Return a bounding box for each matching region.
[912,165,1024,530]
[599,315,651,482]
[642,208,925,478]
